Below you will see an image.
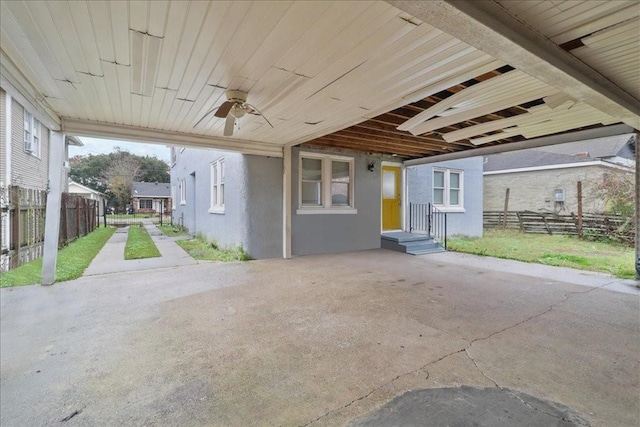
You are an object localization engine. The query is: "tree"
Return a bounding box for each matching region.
[103,151,141,209]
[138,155,170,183]
[69,154,110,194]
[595,170,635,217]
[69,149,170,209]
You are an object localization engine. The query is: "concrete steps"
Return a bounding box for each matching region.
[381,232,445,255]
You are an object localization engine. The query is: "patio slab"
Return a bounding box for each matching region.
[1,249,638,426]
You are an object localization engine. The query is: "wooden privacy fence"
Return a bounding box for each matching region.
[1,186,47,271]
[484,211,635,244]
[59,193,99,246]
[1,187,99,272]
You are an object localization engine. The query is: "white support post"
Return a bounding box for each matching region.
[401,164,407,232]
[282,145,292,259]
[41,131,65,285]
[636,133,639,282]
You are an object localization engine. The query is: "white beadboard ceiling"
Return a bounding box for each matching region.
[0,0,637,158]
[497,0,640,101]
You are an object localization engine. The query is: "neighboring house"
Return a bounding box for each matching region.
[131,181,171,214]
[68,180,107,216]
[0,88,82,271]
[483,134,636,214]
[171,146,482,260]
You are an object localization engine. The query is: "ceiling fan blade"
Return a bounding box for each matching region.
[244,103,274,128]
[215,101,235,118]
[223,114,235,136]
[193,107,217,128]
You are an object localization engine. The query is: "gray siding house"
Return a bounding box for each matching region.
[1,88,81,271]
[131,181,172,214]
[171,146,482,259]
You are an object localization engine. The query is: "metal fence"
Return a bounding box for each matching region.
[103,201,171,227]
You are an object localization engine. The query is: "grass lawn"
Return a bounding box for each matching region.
[157,225,189,237]
[125,225,161,260]
[0,227,116,287]
[176,236,251,262]
[448,229,636,279]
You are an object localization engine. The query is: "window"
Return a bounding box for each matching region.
[209,158,225,213]
[171,185,176,210]
[139,199,153,209]
[24,111,41,157]
[433,169,464,211]
[298,153,356,214]
[180,179,186,205]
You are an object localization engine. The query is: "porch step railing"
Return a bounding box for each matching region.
[408,202,447,249]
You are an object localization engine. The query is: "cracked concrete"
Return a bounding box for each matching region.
[1,249,638,426]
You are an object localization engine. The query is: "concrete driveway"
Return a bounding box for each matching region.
[1,250,638,426]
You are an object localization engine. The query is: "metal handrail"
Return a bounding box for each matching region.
[408,202,447,250]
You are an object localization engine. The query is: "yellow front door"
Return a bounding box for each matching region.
[382,166,401,230]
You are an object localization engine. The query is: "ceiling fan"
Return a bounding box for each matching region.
[194,89,273,136]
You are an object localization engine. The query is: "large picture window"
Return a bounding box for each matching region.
[433,169,464,211]
[139,199,153,209]
[209,158,225,213]
[298,153,356,214]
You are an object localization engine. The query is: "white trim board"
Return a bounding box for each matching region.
[484,160,633,176]
[62,118,284,158]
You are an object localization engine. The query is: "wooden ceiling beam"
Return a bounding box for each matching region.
[311,134,434,156]
[333,129,447,152]
[305,138,427,158]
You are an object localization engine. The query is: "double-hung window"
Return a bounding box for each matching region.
[433,169,464,211]
[209,158,225,213]
[24,111,41,157]
[298,153,356,214]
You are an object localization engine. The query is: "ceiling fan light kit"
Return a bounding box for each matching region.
[194,89,273,137]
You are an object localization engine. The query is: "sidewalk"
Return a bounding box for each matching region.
[83,221,197,276]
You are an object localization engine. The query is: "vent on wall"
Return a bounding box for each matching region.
[130,30,162,97]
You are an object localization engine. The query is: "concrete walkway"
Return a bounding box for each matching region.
[83,221,197,276]
[1,249,638,426]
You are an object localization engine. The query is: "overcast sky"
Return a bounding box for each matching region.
[69,137,171,163]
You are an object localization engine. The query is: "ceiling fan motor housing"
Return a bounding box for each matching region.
[226,89,248,104]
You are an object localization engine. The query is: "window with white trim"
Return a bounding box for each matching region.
[24,110,41,157]
[209,158,225,213]
[433,169,464,211]
[180,179,186,205]
[298,153,356,214]
[171,185,176,210]
[139,199,153,209]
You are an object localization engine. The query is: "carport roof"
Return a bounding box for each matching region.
[0,1,638,160]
